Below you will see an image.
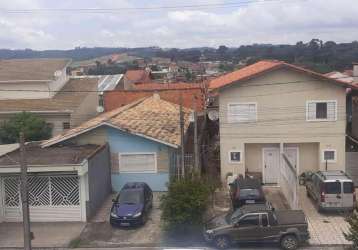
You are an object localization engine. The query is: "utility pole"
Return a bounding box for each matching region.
[19,132,32,250]
[179,93,185,178]
[193,96,199,175]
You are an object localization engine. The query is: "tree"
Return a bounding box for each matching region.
[0,112,52,144]
[160,176,211,231]
[344,210,358,248]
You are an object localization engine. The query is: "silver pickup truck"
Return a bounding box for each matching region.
[204,204,310,250]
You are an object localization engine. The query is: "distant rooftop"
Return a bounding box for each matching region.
[98,74,123,92]
[0,58,70,81]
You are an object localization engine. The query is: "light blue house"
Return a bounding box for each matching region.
[42,95,192,192]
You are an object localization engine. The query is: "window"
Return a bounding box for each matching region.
[228,103,257,123]
[343,182,354,194]
[261,214,269,227]
[238,214,260,227]
[229,151,241,163]
[322,149,337,163]
[63,122,70,130]
[307,100,337,121]
[119,153,157,173]
[324,182,341,194]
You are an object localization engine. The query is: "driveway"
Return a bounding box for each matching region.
[298,186,350,245]
[78,193,163,247]
[264,186,351,246]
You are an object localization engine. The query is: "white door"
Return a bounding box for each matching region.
[263,148,280,184]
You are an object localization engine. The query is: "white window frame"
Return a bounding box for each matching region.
[228,150,242,164]
[306,100,337,122]
[227,102,257,123]
[118,152,157,173]
[321,149,337,163]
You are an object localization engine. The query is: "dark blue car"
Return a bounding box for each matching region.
[110,182,153,227]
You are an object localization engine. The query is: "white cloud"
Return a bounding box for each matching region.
[0,0,357,49]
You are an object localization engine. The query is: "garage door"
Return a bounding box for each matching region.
[1,175,81,222]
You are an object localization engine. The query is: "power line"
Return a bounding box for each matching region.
[0,0,304,14]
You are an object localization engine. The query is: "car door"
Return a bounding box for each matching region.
[257,213,279,241]
[234,214,261,242]
[324,181,342,208]
[342,181,354,209]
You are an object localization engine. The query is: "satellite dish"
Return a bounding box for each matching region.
[96,106,104,113]
[208,109,219,121]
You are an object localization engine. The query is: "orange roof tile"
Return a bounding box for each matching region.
[209,60,352,89]
[134,82,201,90]
[125,69,151,83]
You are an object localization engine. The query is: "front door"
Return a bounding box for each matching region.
[263,148,280,184]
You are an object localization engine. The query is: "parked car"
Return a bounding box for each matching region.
[305,171,356,212]
[110,182,153,227]
[229,177,266,209]
[204,204,309,250]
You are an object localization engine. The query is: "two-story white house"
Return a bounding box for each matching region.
[209,60,352,207]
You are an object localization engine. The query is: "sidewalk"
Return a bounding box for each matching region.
[0,222,85,248]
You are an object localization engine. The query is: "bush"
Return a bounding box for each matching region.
[0,112,52,143]
[344,209,358,248]
[160,176,212,231]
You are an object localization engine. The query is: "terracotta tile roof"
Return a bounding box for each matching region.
[209,60,352,89]
[42,95,192,148]
[0,58,70,81]
[0,78,98,112]
[104,87,205,112]
[134,82,201,90]
[124,69,151,83]
[0,143,101,166]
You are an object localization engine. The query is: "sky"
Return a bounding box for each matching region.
[0,0,357,50]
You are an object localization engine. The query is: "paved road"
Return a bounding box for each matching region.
[2,246,346,250]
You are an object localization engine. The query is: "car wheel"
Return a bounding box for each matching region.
[214,235,231,249]
[280,235,298,250]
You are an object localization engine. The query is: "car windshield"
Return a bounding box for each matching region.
[225,209,243,224]
[240,189,260,198]
[118,190,144,204]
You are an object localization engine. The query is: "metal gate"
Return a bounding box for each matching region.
[1,175,81,222]
[279,148,299,209]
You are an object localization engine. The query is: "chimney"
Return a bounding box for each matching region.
[153,92,160,100]
[353,62,358,83]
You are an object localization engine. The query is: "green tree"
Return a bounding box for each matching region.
[160,176,211,231]
[0,112,52,144]
[344,210,358,248]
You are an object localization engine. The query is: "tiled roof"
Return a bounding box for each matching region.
[125,69,151,83]
[209,60,352,89]
[0,58,70,81]
[0,78,98,112]
[134,82,201,90]
[0,143,102,166]
[104,87,205,112]
[42,95,192,148]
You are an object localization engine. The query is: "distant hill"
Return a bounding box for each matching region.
[1,39,358,73]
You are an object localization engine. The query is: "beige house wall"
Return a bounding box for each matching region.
[0,82,50,100]
[70,91,99,128]
[219,68,347,181]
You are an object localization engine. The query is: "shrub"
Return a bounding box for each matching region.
[345,209,358,248]
[160,176,212,231]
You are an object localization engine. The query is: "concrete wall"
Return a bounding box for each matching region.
[48,66,69,97]
[0,82,50,99]
[219,68,347,180]
[86,144,111,219]
[70,87,99,127]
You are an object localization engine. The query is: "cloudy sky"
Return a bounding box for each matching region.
[0,0,357,50]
